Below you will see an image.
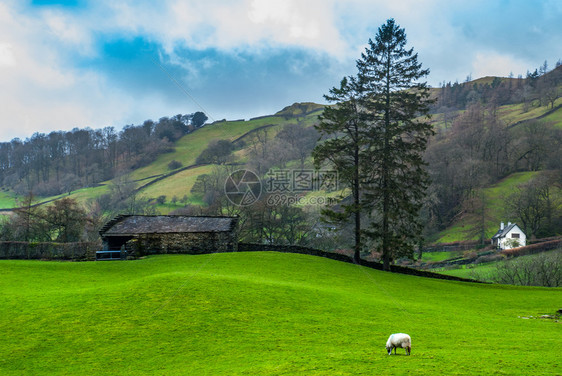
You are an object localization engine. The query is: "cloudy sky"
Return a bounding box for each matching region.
[0,0,561,141]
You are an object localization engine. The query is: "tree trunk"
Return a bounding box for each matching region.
[353,125,361,264]
[382,56,392,272]
[353,160,361,263]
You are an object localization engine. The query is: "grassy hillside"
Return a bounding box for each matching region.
[129,116,297,183]
[138,164,217,212]
[1,111,321,211]
[1,95,561,244]
[0,252,560,375]
[434,171,543,243]
[429,97,562,131]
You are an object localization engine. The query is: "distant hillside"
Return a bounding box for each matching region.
[0,105,325,213]
[2,64,562,244]
[275,102,324,117]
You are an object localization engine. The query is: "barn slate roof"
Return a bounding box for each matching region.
[100,215,238,236]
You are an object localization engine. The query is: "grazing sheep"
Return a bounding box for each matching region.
[386,333,411,355]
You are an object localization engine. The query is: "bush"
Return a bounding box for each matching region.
[491,249,562,287]
[501,239,562,257]
[475,253,505,264]
[167,160,183,170]
[195,140,234,164]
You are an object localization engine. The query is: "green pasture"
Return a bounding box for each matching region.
[496,101,553,126]
[31,184,111,210]
[0,252,559,375]
[129,116,294,182]
[429,97,559,131]
[0,190,20,208]
[138,165,216,201]
[542,101,562,126]
[420,250,461,263]
[66,184,110,205]
[437,262,499,281]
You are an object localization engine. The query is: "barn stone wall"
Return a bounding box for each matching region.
[125,231,238,256]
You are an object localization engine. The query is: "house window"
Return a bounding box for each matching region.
[511,233,520,239]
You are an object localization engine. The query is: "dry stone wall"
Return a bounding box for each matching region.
[127,232,238,257]
[0,241,99,260]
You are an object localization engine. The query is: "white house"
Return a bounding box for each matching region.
[491,222,526,250]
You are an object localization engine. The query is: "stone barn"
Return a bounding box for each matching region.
[99,215,239,257]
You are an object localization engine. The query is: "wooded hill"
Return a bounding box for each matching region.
[1,64,561,246]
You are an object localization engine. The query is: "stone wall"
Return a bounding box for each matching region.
[127,231,238,257]
[0,241,99,261]
[238,242,484,283]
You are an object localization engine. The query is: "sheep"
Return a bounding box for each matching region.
[386,333,411,355]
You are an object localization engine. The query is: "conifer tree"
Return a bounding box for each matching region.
[313,76,369,263]
[357,19,434,270]
[313,19,433,269]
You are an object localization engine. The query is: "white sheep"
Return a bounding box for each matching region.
[386,333,411,355]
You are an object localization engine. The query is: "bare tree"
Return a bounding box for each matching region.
[247,128,271,174]
[505,174,556,238]
[45,198,87,242]
[491,249,562,287]
[276,124,318,171]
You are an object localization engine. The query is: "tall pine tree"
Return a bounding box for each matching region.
[357,19,434,270]
[313,19,432,269]
[313,76,369,263]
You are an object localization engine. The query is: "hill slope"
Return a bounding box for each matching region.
[0,252,559,375]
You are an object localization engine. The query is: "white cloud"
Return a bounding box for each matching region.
[245,0,345,54]
[102,0,347,57]
[471,52,532,79]
[0,2,139,140]
[43,10,95,56]
[1,0,559,140]
[0,42,16,66]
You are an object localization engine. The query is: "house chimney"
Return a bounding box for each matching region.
[500,222,504,230]
[508,222,512,226]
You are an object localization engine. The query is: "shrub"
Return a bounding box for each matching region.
[167,160,183,170]
[475,253,505,264]
[501,239,562,257]
[195,140,233,164]
[491,249,562,287]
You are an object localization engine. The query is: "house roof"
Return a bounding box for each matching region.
[491,223,520,239]
[100,215,238,236]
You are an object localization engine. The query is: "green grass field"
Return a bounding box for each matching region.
[0,252,560,375]
[420,250,461,263]
[542,103,562,126]
[138,165,217,201]
[437,263,499,281]
[0,190,20,208]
